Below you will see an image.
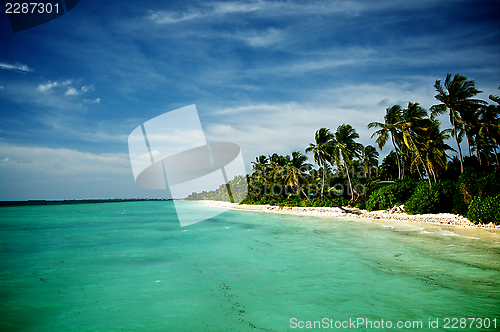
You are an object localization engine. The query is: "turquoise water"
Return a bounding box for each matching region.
[0,201,499,331]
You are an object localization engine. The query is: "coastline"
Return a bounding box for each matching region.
[201,200,500,242]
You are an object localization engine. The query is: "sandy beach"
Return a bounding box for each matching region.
[202,201,500,242]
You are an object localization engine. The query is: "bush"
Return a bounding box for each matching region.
[366,179,419,211]
[467,196,500,224]
[355,203,366,210]
[404,182,438,214]
[460,167,500,203]
[433,180,468,215]
[404,180,468,215]
[366,186,396,211]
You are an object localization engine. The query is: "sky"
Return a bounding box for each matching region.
[0,0,499,200]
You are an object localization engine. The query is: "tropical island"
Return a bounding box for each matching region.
[187,74,500,227]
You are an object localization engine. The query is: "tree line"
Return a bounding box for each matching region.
[187,74,500,223]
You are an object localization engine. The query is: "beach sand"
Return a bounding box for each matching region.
[201,201,500,242]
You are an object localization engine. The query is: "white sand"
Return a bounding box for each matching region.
[200,200,500,242]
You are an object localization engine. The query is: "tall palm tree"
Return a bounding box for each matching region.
[360,145,379,176]
[379,151,399,181]
[251,155,268,178]
[305,128,333,200]
[331,124,363,203]
[368,105,403,179]
[250,155,270,195]
[477,103,500,165]
[430,73,486,172]
[420,120,454,182]
[399,102,433,186]
[284,151,312,203]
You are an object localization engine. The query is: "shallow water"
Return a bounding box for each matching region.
[0,201,499,331]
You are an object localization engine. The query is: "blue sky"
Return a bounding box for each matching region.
[1,0,499,200]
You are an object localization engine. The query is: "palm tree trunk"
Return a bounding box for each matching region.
[415,162,423,180]
[465,132,473,157]
[297,182,312,204]
[392,135,402,180]
[451,115,464,173]
[320,165,326,200]
[409,136,432,187]
[430,164,437,183]
[342,152,355,204]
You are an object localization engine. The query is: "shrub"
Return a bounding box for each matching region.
[366,179,419,211]
[405,180,468,215]
[433,180,468,215]
[355,203,366,210]
[460,167,500,203]
[366,186,395,211]
[467,196,500,225]
[404,182,438,214]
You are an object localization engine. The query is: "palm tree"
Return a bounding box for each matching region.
[331,124,363,203]
[430,74,486,172]
[420,120,454,182]
[284,151,312,203]
[360,145,379,176]
[305,128,333,200]
[251,155,268,177]
[399,102,433,186]
[379,151,399,180]
[477,103,500,165]
[267,153,289,195]
[250,155,269,196]
[368,105,403,179]
[489,86,500,104]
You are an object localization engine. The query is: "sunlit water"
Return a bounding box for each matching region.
[1,201,499,331]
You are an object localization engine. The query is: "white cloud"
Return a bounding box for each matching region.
[147,0,364,24]
[36,81,59,93]
[237,28,285,47]
[0,62,34,73]
[146,0,444,25]
[65,87,79,96]
[203,80,443,171]
[0,144,129,175]
[81,85,94,92]
[0,144,143,200]
[148,1,263,24]
[65,84,94,96]
[35,80,95,97]
[83,98,101,104]
[149,9,203,24]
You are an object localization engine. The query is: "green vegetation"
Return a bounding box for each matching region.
[467,196,500,224]
[185,175,248,202]
[365,179,419,211]
[188,75,499,224]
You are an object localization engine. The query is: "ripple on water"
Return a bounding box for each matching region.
[0,201,498,331]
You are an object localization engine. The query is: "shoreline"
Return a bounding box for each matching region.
[200,200,500,242]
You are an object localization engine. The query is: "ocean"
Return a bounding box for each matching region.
[0,201,499,331]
